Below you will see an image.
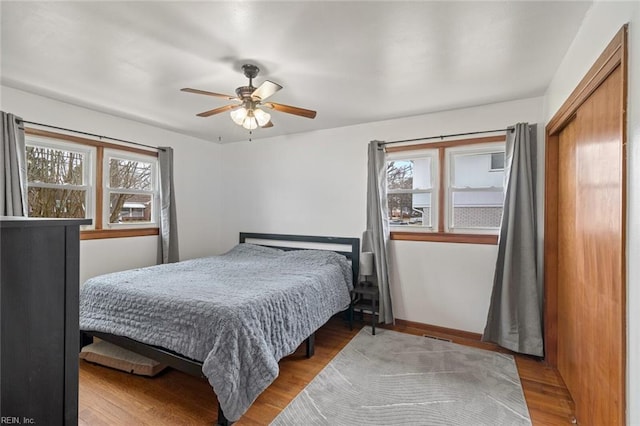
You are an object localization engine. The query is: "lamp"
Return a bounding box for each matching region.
[230,103,271,130]
[360,251,374,287]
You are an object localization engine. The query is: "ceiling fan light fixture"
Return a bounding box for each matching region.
[242,117,258,130]
[241,111,259,130]
[184,63,317,131]
[253,108,271,127]
[230,107,248,125]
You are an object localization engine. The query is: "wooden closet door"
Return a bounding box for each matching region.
[556,64,624,425]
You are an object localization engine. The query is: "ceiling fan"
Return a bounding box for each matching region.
[181,64,317,130]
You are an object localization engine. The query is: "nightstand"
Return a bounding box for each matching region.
[349,283,380,335]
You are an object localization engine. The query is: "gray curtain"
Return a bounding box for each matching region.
[363,140,393,324]
[157,147,179,264]
[482,123,543,357]
[0,111,28,216]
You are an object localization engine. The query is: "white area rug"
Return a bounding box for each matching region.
[271,328,531,425]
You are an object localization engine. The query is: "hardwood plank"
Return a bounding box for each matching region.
[79,317,574,425]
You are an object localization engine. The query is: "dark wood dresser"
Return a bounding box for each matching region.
[1,217,90,426]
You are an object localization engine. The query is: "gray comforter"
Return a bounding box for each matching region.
[80,243,353,421]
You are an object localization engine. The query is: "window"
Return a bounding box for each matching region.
[385,135,506,244]
[105,151,157,227]
[25,129,159,239]
[446,145,505,232]
[490,152,505,171]
[26,139,94,220]
[386,150,437,230]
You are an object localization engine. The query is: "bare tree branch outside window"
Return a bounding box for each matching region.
[108,158,152,223]
[387,160,417,222]
[26,146,86,218]
[25,137,160,233]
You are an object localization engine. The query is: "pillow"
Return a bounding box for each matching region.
[80,340,167,377]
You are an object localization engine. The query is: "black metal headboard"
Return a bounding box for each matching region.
[239,232,360,284]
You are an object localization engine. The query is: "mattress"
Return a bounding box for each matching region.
[79,243,353,421]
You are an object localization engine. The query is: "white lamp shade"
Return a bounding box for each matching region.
[230,107,248,125]
[242,115,258,130]
[360,251,374,276]
[253,108,271,126]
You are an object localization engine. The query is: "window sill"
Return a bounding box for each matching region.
[81,227,159,240]
[390,231,498,245]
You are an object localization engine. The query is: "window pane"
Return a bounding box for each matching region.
[28,187,86,218]
[109,158,152,190]
[27,146,84,185]
[451,191,503,228]
[109,193,152,224]
[490,152,505,171]
[387,158,431,190]
[388,193,431,227]
[451,152,504,187]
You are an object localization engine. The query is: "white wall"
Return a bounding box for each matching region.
[0,80,545,338]
[543,2,640,423]
[220,96,544,333]
[0,85,222,285]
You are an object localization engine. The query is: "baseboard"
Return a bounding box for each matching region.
[393,319,482,340]
[389,319,502,352]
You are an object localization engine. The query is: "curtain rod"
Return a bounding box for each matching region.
[378,127,514,146]
[16,119,164,152]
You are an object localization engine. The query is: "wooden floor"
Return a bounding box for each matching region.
[79,317,575,425]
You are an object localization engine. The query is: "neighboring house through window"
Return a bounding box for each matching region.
[490,152,505,171]
[446,144,505,231]
[105,150,157,227]
[387,148,438,230]
[25,129,160,239]
[385,135,506,244]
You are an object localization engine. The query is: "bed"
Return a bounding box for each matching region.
[79,232,360,425]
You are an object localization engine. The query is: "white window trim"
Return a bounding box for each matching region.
[103,149,159,229]
[25,136,96,229]
[386,148,439,233]
[444,142,505,234]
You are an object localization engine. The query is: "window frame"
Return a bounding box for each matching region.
[24,128,160,240]
[25,137,96,228]
[386,148,439,231]
[385,135,506,245]
[103,149,159,230]
[445,142,506,234]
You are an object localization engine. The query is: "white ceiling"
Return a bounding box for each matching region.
[1,1,591,144]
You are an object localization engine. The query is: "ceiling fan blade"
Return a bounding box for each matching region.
[264,102,317,119]
[262,120,274,128]
[251,80,282,101]
[196,104,238,117]
[181,88,236,100]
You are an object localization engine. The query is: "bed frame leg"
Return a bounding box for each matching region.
[79,331,93,351]
[217,403,232,425]
[306,333,315,358]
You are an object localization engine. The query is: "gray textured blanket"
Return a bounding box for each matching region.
[80,243,353,421]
